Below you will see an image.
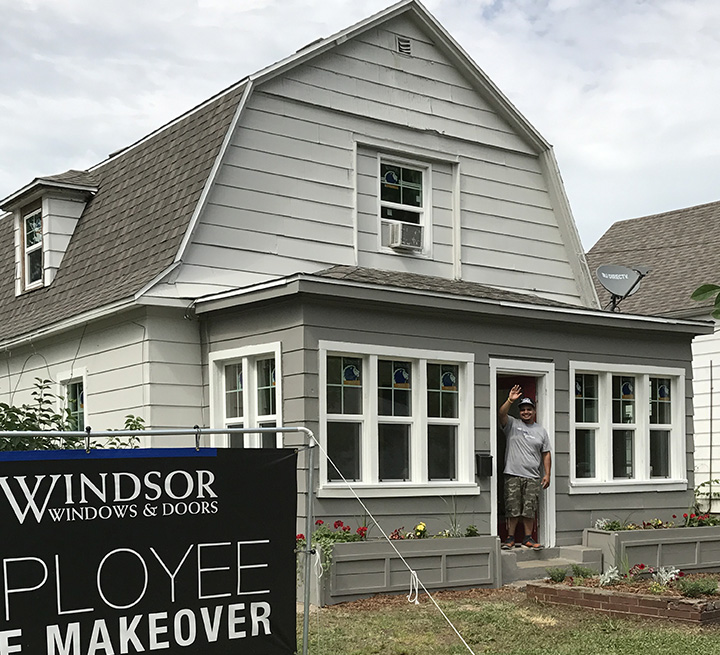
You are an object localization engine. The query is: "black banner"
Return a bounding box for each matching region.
[0,447,297,654]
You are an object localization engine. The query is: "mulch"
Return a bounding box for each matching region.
[322,586,524,612]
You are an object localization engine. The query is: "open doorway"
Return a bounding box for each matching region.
[497,375,539,543]
[490,359,556,548]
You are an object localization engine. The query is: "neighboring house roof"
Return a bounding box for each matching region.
[0,83,247,343]
[587,200,720,318]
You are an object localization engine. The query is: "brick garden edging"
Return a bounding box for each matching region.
[526,582,720,625]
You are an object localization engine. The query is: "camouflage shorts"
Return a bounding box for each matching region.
[504,475,541,518]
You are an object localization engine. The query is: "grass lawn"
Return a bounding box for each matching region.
[296,587,720,654]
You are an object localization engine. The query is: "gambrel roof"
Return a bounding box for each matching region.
[0,0,595,346]
[0,83,247,343]
[587,200,720,318]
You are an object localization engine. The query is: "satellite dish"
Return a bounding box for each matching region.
[596,265,650,311]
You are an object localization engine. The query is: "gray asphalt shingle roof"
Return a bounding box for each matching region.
[586,200,720,318]
[0,83,246,343]
[312,266,576,308]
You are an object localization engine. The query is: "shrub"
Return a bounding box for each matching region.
[546,567,567,583]
[676,577,718,598]
[465,525,479,537]
[570,563,597,578]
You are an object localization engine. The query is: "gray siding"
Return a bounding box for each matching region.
[162,14,585,305]
[0,308,205,445]
[203,293,696,544]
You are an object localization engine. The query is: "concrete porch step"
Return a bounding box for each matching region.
[500,545,602,585]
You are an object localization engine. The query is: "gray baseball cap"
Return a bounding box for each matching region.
[518,397,535,408]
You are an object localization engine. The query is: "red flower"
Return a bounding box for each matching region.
[638,563,645,570]
[683,513,688,518]
[690,514,696,519]
[357,526,368,537]
[672,515,677,519]
[679,571,685,577]
[296,534,305,541]
[315,519,324,526]
[342,525,351,532]
[334,520,344,529]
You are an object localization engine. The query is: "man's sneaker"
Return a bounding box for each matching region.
[501,536,515,550]
[521,535,542,550]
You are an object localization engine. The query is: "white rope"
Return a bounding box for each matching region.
[407,570,420,605]
[316,441,479,655]
[313,547,324,578]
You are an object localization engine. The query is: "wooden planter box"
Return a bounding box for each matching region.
[527,582,720,625]
[298,536,500,606]
[583,526,720,573]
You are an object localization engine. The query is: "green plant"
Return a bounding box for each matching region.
[651,566,681,586]
[681,511,720,527]
[648,581,665,595]
[570,563,597,578]
[594,516,675,531]
[295,519,367,572]
[0,379,143,451]
[546,566,567,582]
[105,415,144,448]
[691,284,720,319]
[675,577,718,598]
[0,379,83,450]
[465,524,479,537]
[598,566,622,586]
[412,522,427,539]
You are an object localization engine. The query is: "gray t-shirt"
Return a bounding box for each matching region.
[502,415,550,479]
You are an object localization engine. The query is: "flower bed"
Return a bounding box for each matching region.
[527,581,720,625]
[296,519,500,606]
[583,525,720,573]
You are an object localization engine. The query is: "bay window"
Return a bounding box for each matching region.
[570,362,686,492]
[319,341,475,497]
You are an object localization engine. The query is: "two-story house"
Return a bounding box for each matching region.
[0,0,710,558]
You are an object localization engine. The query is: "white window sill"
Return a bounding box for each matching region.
[568,479,688,494]
[317,482,480,498]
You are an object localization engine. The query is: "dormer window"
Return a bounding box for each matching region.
[23,207,43,289]
[0,169,97,296]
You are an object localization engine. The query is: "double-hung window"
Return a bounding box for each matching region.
[57,372,87,432]
[66,380,85,431]
[210,344,282,448]
[23,207,43,289]
[570,362,685,492]
[320,341,475,497]
[378,157,429,253]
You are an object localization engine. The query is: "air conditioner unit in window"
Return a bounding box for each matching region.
[388,222,423,251]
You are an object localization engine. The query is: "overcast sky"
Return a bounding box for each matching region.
[2,0,718,249]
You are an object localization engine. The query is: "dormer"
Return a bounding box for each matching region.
[0,170,97,295]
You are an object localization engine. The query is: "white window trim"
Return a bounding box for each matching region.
[489,357,556,548]
[569,361,687,494]
[56,368,88,431]
[318,340,477,498]
[17,206,45,292]
[209,342,283,448]
[376,154,432,256]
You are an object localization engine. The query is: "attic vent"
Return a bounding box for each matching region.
[396,36,412,55]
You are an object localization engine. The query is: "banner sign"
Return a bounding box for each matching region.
[0,447,297,654]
